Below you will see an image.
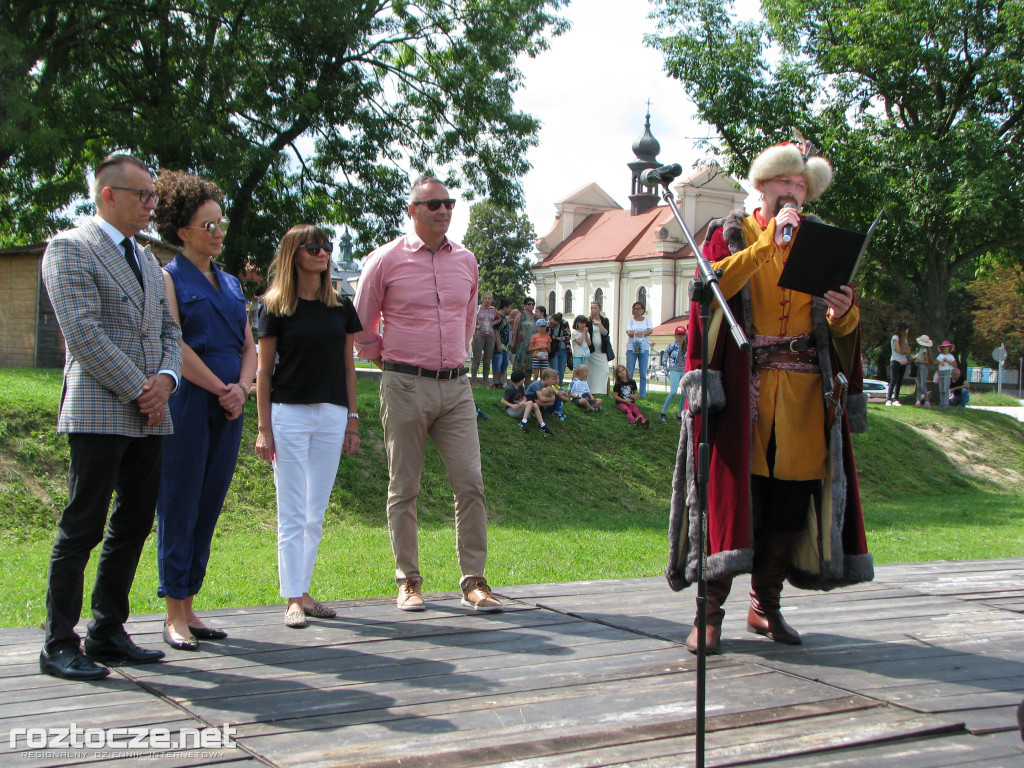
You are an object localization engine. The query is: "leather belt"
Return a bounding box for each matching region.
[755,350,820,368]
[754,335,815,355]
[753,334,819,370]
[383,361,467,380]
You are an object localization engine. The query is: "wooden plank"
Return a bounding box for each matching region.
[732,731,1024,768]
[232,659,757,739]
[0,559,1022,768]
[131,634,675,704]
[237,683,883,767]
[265,702,958,768]
[149,645,704,725]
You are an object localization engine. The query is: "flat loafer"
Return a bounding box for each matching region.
[304,601,337,619]
[188,626,227,640]
[163,625,199,651]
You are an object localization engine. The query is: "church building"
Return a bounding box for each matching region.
[532,114,747,365]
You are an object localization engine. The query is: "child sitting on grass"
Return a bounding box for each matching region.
[612,364,649,428]
[526,367,569,423]
[503,369,551,435]
[499,370,548,436]
[567,364,602,412]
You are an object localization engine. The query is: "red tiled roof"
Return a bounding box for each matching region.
[538,207,666,266]
[652,316,689,336]
[537,207,711,268]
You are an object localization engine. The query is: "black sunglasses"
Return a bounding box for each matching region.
[301,242,334,255]
[109,186,159,205]
[411,198,456,211]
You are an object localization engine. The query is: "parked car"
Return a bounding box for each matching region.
[862,378,888,402]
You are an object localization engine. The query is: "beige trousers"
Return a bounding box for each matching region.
[379,370,488,590]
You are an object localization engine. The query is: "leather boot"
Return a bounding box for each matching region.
[747,533,802,644]
[686,577,732,655]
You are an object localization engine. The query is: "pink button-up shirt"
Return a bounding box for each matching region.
[354,233,478,370]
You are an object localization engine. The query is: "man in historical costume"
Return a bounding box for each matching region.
[667,141,873,654]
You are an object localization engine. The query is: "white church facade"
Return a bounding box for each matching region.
[531,116,748,363]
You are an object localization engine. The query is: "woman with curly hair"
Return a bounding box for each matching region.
[151,170,256,650]
[254,225,362,628]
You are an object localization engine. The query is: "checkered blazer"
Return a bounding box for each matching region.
[41,219,183,436]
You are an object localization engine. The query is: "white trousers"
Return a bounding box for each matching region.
[271,402,346,598]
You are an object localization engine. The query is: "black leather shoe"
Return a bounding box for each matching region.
[39,647,110,680]
[84,633,165,665]
[163,625,199,651]
[188,626,227,640]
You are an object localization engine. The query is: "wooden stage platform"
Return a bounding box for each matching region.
[2,559,1022,767]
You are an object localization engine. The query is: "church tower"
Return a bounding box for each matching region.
[627,108,662,216]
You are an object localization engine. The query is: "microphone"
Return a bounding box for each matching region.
[640,163,683,187]
[781,201,798,243]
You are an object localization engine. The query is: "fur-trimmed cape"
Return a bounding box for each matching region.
[666,209,873,593]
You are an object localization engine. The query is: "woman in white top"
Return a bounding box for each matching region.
[887,321,910,405]
[935,340,958,408]
[625,301,654,398]
[587,302,612,396]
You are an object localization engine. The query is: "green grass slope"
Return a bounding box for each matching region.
[1,367,1021,628]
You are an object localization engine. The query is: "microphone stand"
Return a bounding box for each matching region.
[656,181,748,768]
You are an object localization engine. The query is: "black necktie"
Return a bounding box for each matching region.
[122,237,144,287]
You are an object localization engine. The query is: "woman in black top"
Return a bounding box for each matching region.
[255,224,362,628]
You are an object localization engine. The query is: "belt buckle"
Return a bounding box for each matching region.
[789,337,809,353]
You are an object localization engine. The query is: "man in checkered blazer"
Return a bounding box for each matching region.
[39,154,182,680]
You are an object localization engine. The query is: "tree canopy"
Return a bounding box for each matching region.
[648,0,1024,351]
[1,0,567,276]
[462,200,537,305]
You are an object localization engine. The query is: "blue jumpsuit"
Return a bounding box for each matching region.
[157,255,248,599]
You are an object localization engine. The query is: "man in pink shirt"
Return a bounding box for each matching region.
[355,175,501,613]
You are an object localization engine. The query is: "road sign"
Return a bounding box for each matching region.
[993,345,1008,364]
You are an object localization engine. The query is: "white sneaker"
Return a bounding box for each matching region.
[892,400,902,406]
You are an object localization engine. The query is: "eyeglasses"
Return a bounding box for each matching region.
[109,186,159,205]
[301,242,334,255]
[185,218,229,235]
[411,198,456,211]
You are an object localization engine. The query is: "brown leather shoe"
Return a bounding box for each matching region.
[746,595,802,644]
[461,577,502,612]
[397,579,425,612]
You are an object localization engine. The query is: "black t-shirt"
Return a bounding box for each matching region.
[257,297,362,406]
[503,384,524,404]
[613,378,637,400]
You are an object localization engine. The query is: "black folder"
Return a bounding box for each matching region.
[777,208,884,297]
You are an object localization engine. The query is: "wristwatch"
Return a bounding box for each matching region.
[348,413,359,420]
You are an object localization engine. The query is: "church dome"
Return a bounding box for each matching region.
[632,112,661,163]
